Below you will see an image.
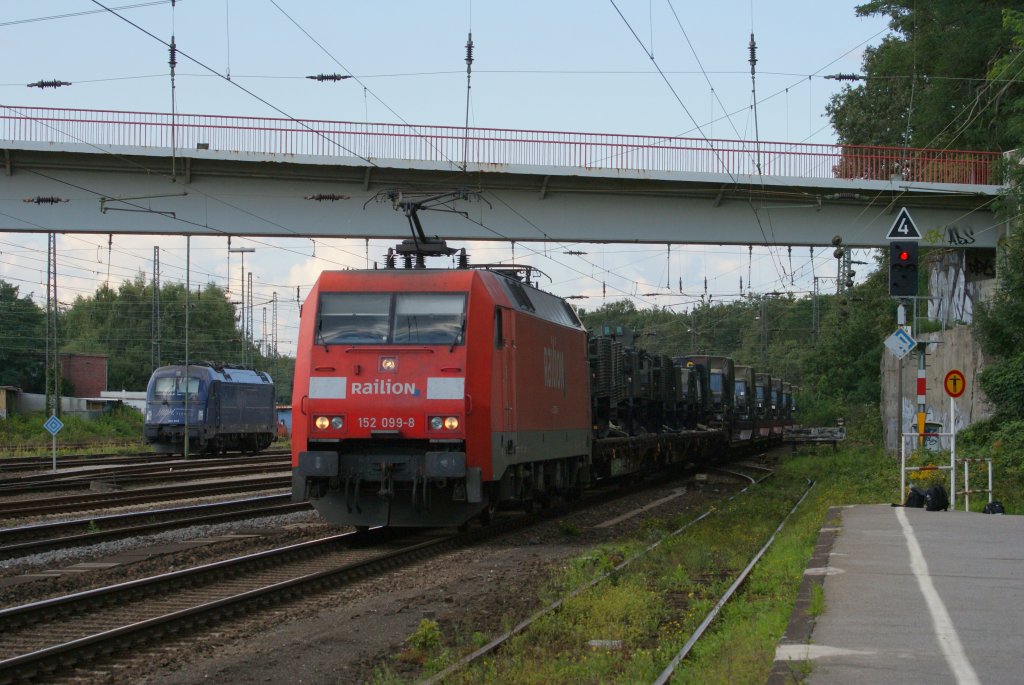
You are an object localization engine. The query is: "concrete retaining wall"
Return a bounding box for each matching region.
[881,325,993,453]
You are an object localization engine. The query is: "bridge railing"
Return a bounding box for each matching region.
[1,105,1000,185]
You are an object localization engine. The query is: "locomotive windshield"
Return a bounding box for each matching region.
[318,292,467,346]
[150,375,201,399]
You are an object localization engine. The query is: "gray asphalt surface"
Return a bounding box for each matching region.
[785,504,1023,685]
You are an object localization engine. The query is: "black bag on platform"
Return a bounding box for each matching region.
[904,487,927,508]
[925,485,949,511]
[982,501,1005,514]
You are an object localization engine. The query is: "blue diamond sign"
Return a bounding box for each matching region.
[43,415,64,436]
[884,327,916,360]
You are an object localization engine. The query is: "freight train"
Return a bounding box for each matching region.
[144,362,277,455]
[291,252,797,529]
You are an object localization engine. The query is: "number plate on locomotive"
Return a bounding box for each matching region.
[356,417,416,429]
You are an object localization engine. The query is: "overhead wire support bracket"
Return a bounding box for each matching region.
[99,191,188,216]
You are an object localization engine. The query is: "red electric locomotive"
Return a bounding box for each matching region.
[291,264,592,528]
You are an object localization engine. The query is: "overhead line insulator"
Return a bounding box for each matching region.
[23,196,68,204]
[306,73,352,82]
[27,80,72,89]
[304,193,351,202]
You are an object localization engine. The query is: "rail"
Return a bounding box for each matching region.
[784,426,847,452]
[1,105,1000,184]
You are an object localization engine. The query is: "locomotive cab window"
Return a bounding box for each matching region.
[318,292,390,344]
[393,293,466,345]
[317,291,466,346]
[151,375,201,399]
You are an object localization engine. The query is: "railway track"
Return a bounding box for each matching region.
[0,454,779,683]
[0,477,291,520]
[0,454,290,495]
[423,461,798,685]
[0,457,720,683]
[0,449,290,474]
[0,495,310,561]
[0,525,481,683]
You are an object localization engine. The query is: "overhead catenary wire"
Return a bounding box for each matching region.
[89,0,379,167]
[608,0,788,285]
[2,4,991,317]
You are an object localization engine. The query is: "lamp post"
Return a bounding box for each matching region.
[228,246,255,365]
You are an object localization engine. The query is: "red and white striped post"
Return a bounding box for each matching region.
[916,345,927,448]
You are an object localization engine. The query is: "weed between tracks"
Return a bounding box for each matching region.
[373,444,891,685]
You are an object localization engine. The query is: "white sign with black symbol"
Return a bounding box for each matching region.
[886,207,921,240]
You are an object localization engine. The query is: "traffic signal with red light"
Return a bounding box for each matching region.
[889,242,918,296]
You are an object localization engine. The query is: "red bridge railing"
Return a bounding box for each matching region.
[1,105,1000,185]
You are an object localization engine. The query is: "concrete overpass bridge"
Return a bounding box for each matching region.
[0,105,1005,249]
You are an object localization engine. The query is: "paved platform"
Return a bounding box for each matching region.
[772,504,1023,685]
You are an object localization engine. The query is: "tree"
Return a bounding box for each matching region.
[60,278,266,391]
[804,259,896,405]
[0,280,46,392]
[62,276,154,392]
[827,1,1024,152]
[987,9,1024,156]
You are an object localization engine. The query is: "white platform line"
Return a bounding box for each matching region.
[895,508,980,685]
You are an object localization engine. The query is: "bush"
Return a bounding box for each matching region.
[979,353,1024,420]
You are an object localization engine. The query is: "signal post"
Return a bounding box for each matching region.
[886,207,924,447]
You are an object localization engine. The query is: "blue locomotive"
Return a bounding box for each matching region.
[144,362,276,455]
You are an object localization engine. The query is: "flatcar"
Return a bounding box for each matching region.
[291,255,796,529]
[144,362,276,455]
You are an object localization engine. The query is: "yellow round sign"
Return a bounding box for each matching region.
[944,369,966,398]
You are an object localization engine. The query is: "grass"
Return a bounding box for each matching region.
[0,407,289,457]
[0,406,145,456]
[808,584,826,618]
[377,441,895,684]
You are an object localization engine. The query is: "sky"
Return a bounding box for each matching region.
[0,1,892,360]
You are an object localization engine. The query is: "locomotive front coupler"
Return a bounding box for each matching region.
[378,461,395,500]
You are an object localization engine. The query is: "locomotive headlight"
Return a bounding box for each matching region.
[330,416,344,430]
[428,415,459,431]
[314,416,330,430]
[379,356,397,372]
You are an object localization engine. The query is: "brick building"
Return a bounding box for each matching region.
[59,353,108,398]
